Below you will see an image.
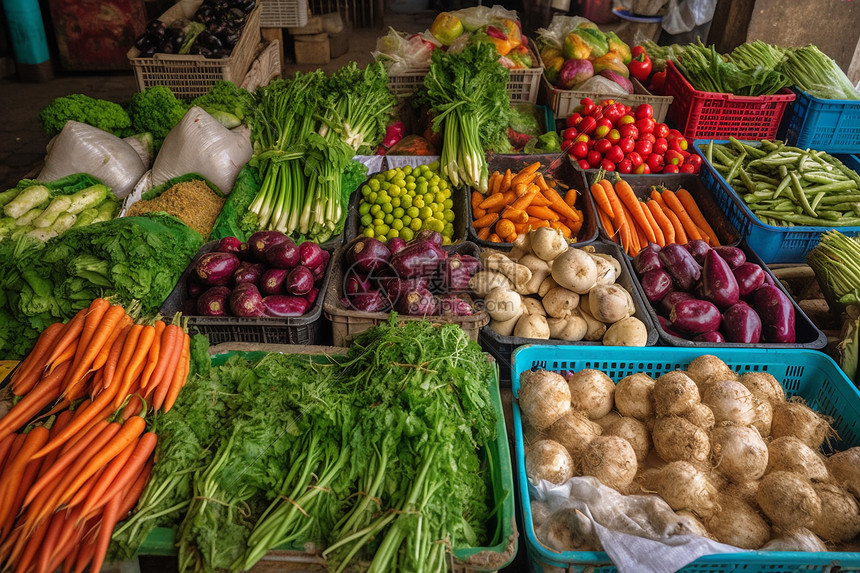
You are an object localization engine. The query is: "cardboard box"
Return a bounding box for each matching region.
[288,15,322,35]
[329,27,350,59]
[294,36,330,64]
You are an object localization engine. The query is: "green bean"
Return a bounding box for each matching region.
[706,140,714,164]
[729,137,766,158]
[790,171,817,216]
[772,173,792,199]
[739,168,758,194]
[713,145,739,167]
[750,174,781,185]
[801,172,848,185]
[810,191,826,213]
[822,154,860,186]
[802,180,858,196]
[760,140,782,151]
[819,193,860,205]
[725,151,747,184]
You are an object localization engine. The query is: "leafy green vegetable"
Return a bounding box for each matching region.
[190,80,253,123]
[782,45,860,100]
[525,131,562,154]
[675,40,789,96]
[128,86,189,147]
[38,94,132,137]
[509,103,544,136]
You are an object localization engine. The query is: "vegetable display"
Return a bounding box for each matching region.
[482,227,649,345]
[521,354,860,551]
[673,40,788,96]
[470,161,584,243]
[109,319,499,573]
[702,138,860,227]
[807,230,860,310]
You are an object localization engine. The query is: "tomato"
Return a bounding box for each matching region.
[649,70,667,94]
[619,123,639,140]
[663,164,680,174]
[635,104,653,121]
[594,139,613,154]
[653,137,668,155]
[668,128,683,139]
[594,125,610,139]
[605,145,624,164]
[571,141,589,159]
[617,158,633,174]
[565,113,582,128]
[635,117,655,135]
[646,152,664,173]
[635,140,652,156]
[618,136,635,154]
[563,127,578,141]
[602,103,626,124]
[627,151,644,167]
[579,98,595,116]
[574,133,590,143]
[578,159,592,170]
[654,123,670,139]
[600,158,616,172]
[664,149,684,166]
[635,163,651,175]
[606,129,621,144]
[680,163,696,174]
[669,137,689,152]
[578,116,597,135]
[642,132,656,144]
[587,150,603,168]
[617,114,636,126]
[561,138,574,152]
[686,154,703,171]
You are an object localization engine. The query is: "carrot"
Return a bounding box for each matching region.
[10,509,51,573]
[510,163,540,187]
[47,341,79,376]
[69,298,110,369]
[477,227,490,241]
[43,309,87,374]
[113,324,156,408]
[0,426,49,536]
[501,209,528,224]
[662,190,703,242]
[138,321,165,391]
[639,198,665,247]
[502,190,517,204]
[63,302,125,398]
[602,180,630,249]
[596,205,617,241]
[662,204,688,244]
[488,233,502,243]
[529,191,552,207]
[549,221,572,239]
[564,188,578,207]
[120,395,145,421]
[486,172,500,195]
[152,328,186,412]
[677,188,720,246]
[0,362,67,443]
[477,193,507,211]
[35,507,70,573]
[499,169,514,193]
[566,217,583,236]
[494,219,516,242]
[503,189,538,214]
[72,526,98,573]
[647,200,675,245]
[541,183,581,222]
[472,212,499,229]
[590,182,615,219]
[525,205,560,221]
[614,179,657,244]
[44,506,86,573]
[91,313,133,373]
[0,434,16,473]
[471,190,483,211]
[10,322,65,396]
[105,323,142,394]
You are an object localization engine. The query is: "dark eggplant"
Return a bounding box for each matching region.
[658,291,695,317]
[216,236,246,256]
[640,268,673,303]
[670,299,721,335]
[342,290,390,312]
[632,248,663,275]
[141,45,158,57]
[248,230,289,261]
[658,244,701,292]
[233,262,264,286]
[684,240,711,265]
[733,263,766,297]
[197,286,231,316]
[195,252,240,286]
[694,331,726,343]
[713,246,746,270]
[286,266,314,296]
[438,294,474,316]
[701,249,740,309]
[346,237,391,273]
[390,240,446,279]
[721,302,762,343]
[259,268,289,296]
[387,237,407,255]
[442,254,481,292]
[752,284,795,343]
[657,315,685,338]
[229,283,266,316]
[383,277,430,303]
[396,287,439,316]
[345,273,373,295]
[304,287,319,306]
[265,238,300,269]
[312,250,330,282]
[413,230,443,247]
[263,295,309,317]
[299,241,326,270]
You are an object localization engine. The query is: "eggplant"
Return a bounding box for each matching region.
[683,240,711,265]
[658,291,695,317]
[438,294,474,316]
[721,302,762,343]
[442,254,481,292]
[134,34,154,51]
[233,262,264,286]
[632,248,663,275]
[248,230,289,261]
[396,287,439,316]
[342,290,390,312]
[640,269,673,303]
[390,240,446,279]
[346,237,391,273]
[197,286,231,316]
[312,250,330,282]
[265,238,300,269]
[387,237,407,255]
[694,331,726,343]
[732,263,766,297]
[658,244,701,292]
[299,241,326,270]
[187,274,206,298]
[286,266,314,296]
[195,252,240,286]
[304,287,319,306]
[145,20,167,34]
[413,230,443,247]
[657,315,685,338]
[670,299,721,335]
[216,236,246,256]
[701,249,740,309]
[259,268,288,295]
[713,246,746,270]
[752,285,795,343]
[263,295,309,317]
[141,45,158,57]
[229,283,266,316]
[345,273,373,295]
[383,277,430,303]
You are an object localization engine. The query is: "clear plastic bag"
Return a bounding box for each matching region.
[536,15,593,48]
[372,27,439,73]
[662,0,717,35]
[449,5,519,32]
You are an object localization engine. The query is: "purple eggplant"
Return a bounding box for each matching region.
[195,252,241,286]
[345,273,373,295]
[633,248,663,275]
[248,230,289,261]
[229,283,267,317]
[197,286,231,316]
[346,237,391,273]
[438,294,474,316]
[721,302,762,343]
[659,291,696,317]
[670,299,721,335]
[413,229,443,247]
[342,290,390,312]
[701,249,740,309]
[387,237,407,255]
[312,250,331,282]
[657,315,685,338]
[299,241,326,270]
[640,268,673,302]
[733,262,766,297]
[390,240,446,279]
[684,240,712,265]
[265,238,300,269]
[304,287,319,306]
[694,331,726,343]
[263,295,309,317]
[713,246,746,270]
[216,236,246,257]
[442,254,481,292]
[286,265,314,296]
[383,277,430,303]
[259,268,289,296]
[396,287,439,316]
[658,244,701,292]
[753,284,795,343]
[233,262,264,286]
[187,275,206,298]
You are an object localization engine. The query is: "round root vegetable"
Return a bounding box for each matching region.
[580,435,638,492]
[770,400,834,450]
[521,297,546,316]
[590,254,618,286]
[738,371,785,406]
[652,417,710,464]
[551,248,597,294]
[810,482,860,543]
[593,411,622,431]
[680,403,715,431]
[537,507,598,553]
[655,461,719,517]
[701,379,756,426]
[722,480,760,510]
[547,314,587,342]
[531,227,569,261]
[519,370,572,431]
[633,467,663,493]
[751,397,773,438]
[653,371,700,417]
[525,439,576,485]
[514,314,551,339]
[568,369,615,420]
[469,270,514,298]
[602,317,649,347]
[685,355,737,392]
[710,426,769,483]
[542,287,581,318]
[757,471,822,530]
[485,287,522,322]
[828,447,860,498]
[766,436,829,482]
[614,373,655,421]
[545,410,603,460]
[588,284,634,323]
[579,305,608,341]
[605,417,651,462]
[705,496,771,549]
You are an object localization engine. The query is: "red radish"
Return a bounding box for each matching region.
[396,287,439,316]
[438,294,474,316]
[343,291,389,312]
[684,240,711,265]
[345,274,373,295]
[442,254,481,292]
[259,268,289,295]
[714,246,746,269]
[659,291,695,317]
[286,266,314,296]
[640,269,673,302]
[633,248,663,274]
[694,331,726,343]
[263,295,309,317]
[721,302,762,343]
[387,237,408,254]
[195,252,240,286]
[390,240,446,278]
[753,285,795,343]
[265,239,300,269]
[311,250,330,281]
[414,230,443,246]
[659,244,701,292]
[670,299,721,334]
[187,275,206,298]
[216,236,246,258]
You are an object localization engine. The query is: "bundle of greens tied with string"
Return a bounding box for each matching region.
[241,62,395,243]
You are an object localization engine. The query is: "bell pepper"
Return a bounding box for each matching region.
[605,32,631,64]
[649,69,667,94]
[628,51,652,83]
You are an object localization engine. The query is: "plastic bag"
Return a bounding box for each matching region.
[449,5,518,32]
[575,75,631,96]
[536,15,593,48]
[662,0,717,35]
[151,107,252,196]
[373,27,439,73]
[38,121,146,200]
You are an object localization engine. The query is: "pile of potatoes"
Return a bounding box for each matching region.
[470,227,649,345]
[520,355,860,551]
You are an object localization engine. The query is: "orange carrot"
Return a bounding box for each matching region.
[477,227,490,241]
[63,302,125,397]
[662,190,703,242]
[529,192,552,207]
[564,188,578,207]
[139,320,166,390]
[499,169,514,193]
[153,330,187,412]
[510,164,540,187]
[471,190,483,211]
[10,322,65,396]
[105,324,142,395]
[602,180,631,250]
[501,209,528,224]
[590,182,615,219]
[647,200,675,245]
[0,362,67,443]
[525,205,560,221]
[486,172,500,195]
[621,202,641,255]
[639,198,665,247]
[43,309,87,374]
[101,324,132,391]
[70,439,138,517]
[502,190,517,204]
[473,211,500,229]
[113,324,156,408]
[502,189,539,215]
[541,184,581,222]
[488,233,502,243]
[47,341,78,376]
[10,509,51,573]
[615,179,657,244]
[91,313,133,373]
[478,193,507,211]
[677,188,720,246]
[662,204,688,244]
[0,427,49,539]
[596,206,617,241]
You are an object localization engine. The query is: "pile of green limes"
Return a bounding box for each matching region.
[357,162,455,244]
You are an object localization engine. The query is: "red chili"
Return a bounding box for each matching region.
[628,52,653,83]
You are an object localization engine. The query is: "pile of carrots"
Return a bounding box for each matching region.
[590,176,721,256]
[471,162,584,243]
[0,297,190,572]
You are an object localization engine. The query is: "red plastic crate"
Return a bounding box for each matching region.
[665,60,795,140]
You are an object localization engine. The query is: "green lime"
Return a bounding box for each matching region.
[406,181,416,191]
[407,207,419,218]
[435,191,446,204]
[393,207,404,218]
[377,192,390,204]
[360,213,372,226]
[403,165,412,175]
[389,186,401,198]
[358,202,371,215]
[375,224,390,235]
[443,198,453,209]
[387,229,399,240]
[443,223,454,237]
[413,198,425,209]
[410,218,423,231]
[370,204,381,216]
[392,219,404,230]
[442,235,452,246]
[400,195,412,208]
[443,210,455,223]
[399,227,414,241]
[369,179,380,192]
[382,203,393,214]
[373,217,384,227]
[402,215,412,226]
[361,184,371,196]
[419,206,433,219]
[364,227,375,238]
[369,191,378,203]
[430,219,445,233]
[391,197,401,208]
[384,213,394,224]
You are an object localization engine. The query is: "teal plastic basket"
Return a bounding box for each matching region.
[511,345,860,572]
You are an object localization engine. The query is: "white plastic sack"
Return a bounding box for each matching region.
[38,121,146,199]
[373,27,439,73]
[575,76,631,96]
[662,0,717,35]
[151,106,253,195]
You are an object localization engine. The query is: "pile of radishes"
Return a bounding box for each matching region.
[341,230,480,316]
[184,231,330,318]
[633,240,796,344]
[520,355,860,553]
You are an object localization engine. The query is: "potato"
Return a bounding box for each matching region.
[514,314,550,339]
[468,270,513,297]
[602,317,648,346]
[484,253,532,291]
[489,312,523,337]
[485,287,522,322]
[547,314,587,342]
[568,369,615,419]
[588,284,634,323]
[542,287,580,318]
[578,305,607,342]
[590,253,618,286]
[530,226,568,261]
[516,254,552,295]
[538,275,560,298]
[519,369,571,431]
[521,297,546,316]
[552,248,597,294]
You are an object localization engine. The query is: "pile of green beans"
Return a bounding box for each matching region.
[703,138,860,227]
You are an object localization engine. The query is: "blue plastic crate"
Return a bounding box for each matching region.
[779,87,860,154]
[511,345,860,573]
[693,139,860,264]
